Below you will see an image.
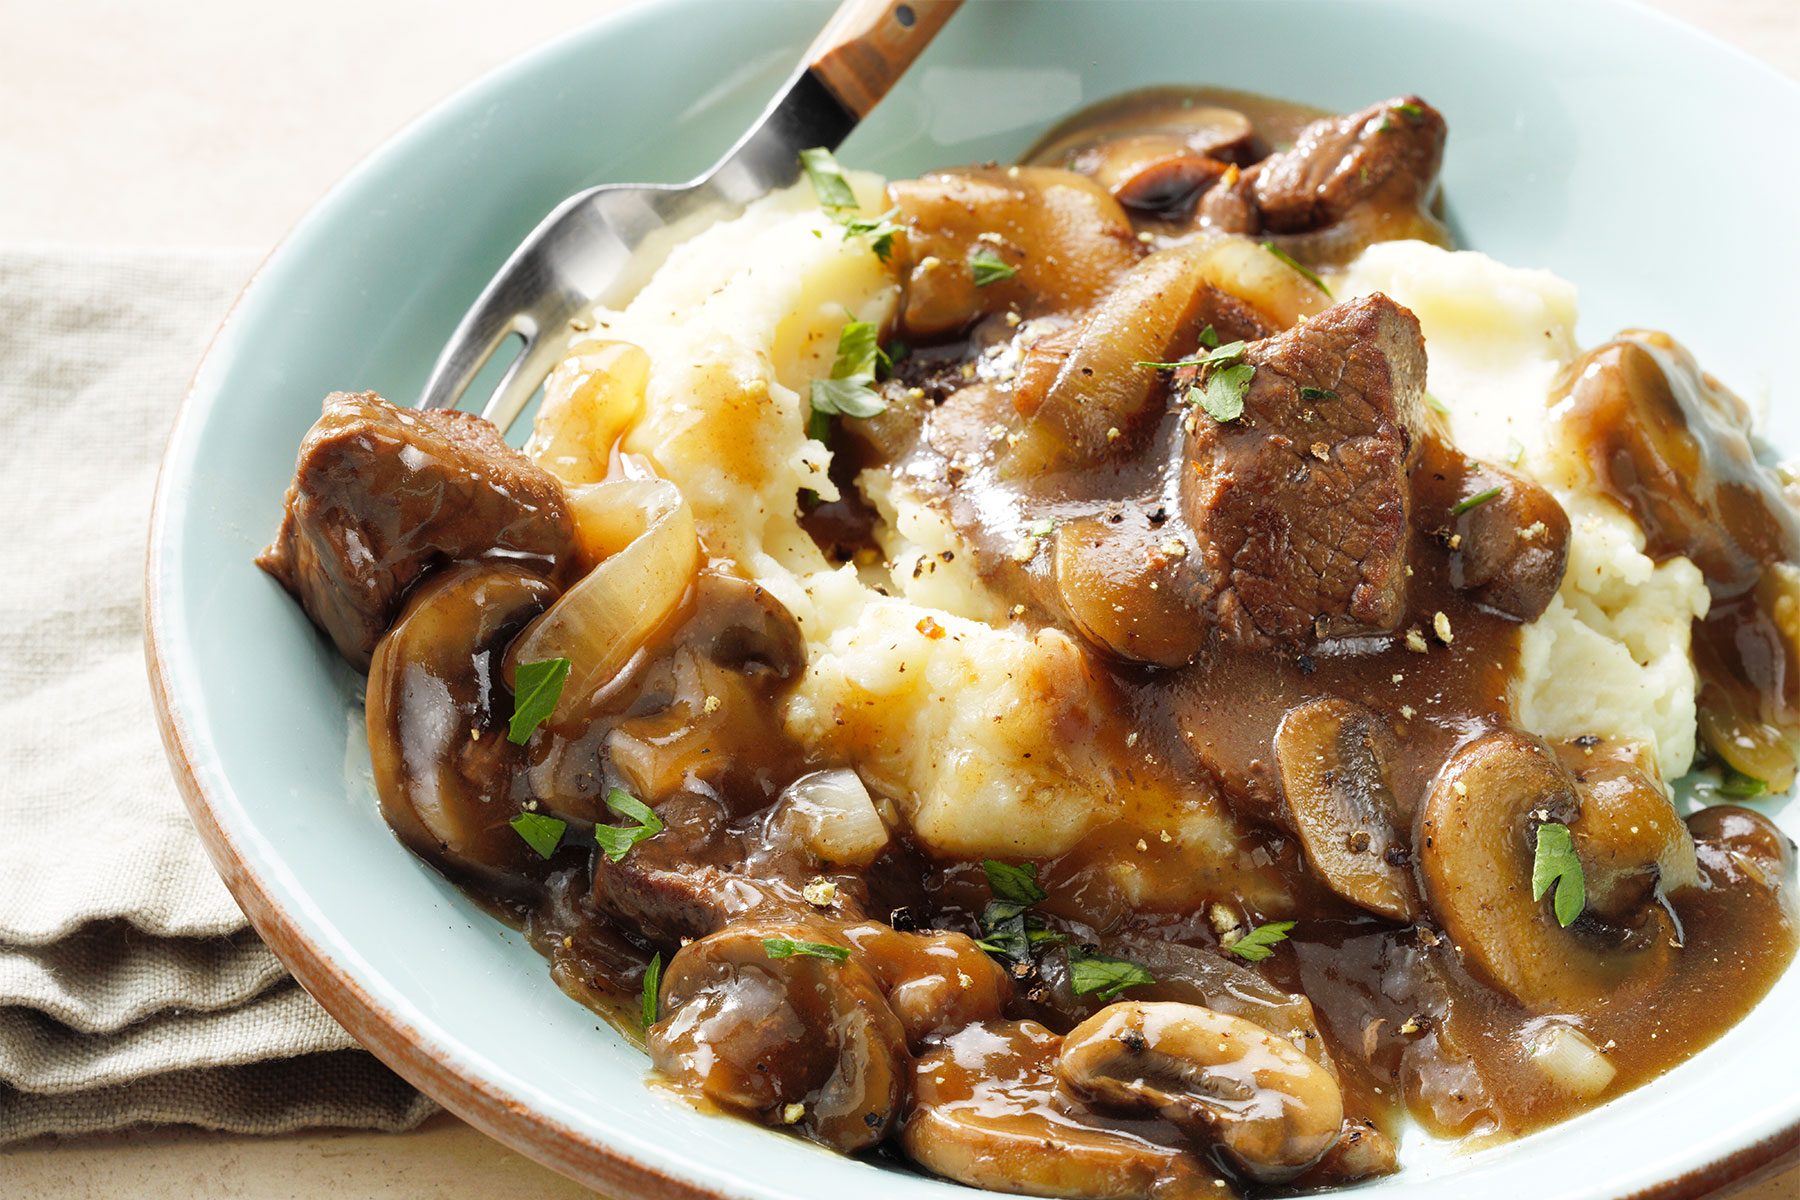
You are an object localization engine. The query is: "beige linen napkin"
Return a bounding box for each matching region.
[0,245,435,1140]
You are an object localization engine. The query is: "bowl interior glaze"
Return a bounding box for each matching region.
[147,2,1800,1196]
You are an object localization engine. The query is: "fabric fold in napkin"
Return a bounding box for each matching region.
[0,246,435,1142]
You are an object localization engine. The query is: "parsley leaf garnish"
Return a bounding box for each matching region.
[592,787,664,863]
[1426,393,1450,415]
[983,859,1048,906]
[1198,324,1220,349]
[1719,765,1769,798]
[976,860,1056,963]
[1139,341,1249,371]
[1261,242,1331,296]
[1195,361,1256,423]
[841,209,903,262]
[641,951,662,1028]
[1451,486,1504,516]
[809,318,891,431]
[970,246,1018,287]
[508,658,571,744]
[1226,919,1296,962]
[1396,101,1424,121]
[1531,822,1586,927]
[1067,948,1156,1000]
[799,147,901,261]
[509,811,567,860]
[800,146,858,211]
[1300,386,1338,402]
[763,938,852,963]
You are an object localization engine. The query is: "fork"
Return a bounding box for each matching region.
[417,0,962,429]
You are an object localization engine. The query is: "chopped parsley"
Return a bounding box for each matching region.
[1067,948,1156,1000]
[800,147,857,209]
[508,657,571,744]
[641,951,662,1027]
[1138,340,1249,371]
[1027,517,1058,539]
[1262,241,1331,296]
[592,787,664,863]
[976,860,1059,963]
[1198,324,1221,349]
[1719,764,1769,799]
[1531,822,1586,927]
[1196,361,1256,423]
[809,318,891,436]
[1425,393,1450,415]
[841,209,902,261]
[1505,437,1526,466]
[970,246,1018,287]
[1396,101,1425,121]
[509,811,567,860]
[1299,386,1339,402]
[799,146,901,260]
[984,859,1048,906]
[762,938,852,963]
[1226,919,1295,962]
[1451,486,1503,516]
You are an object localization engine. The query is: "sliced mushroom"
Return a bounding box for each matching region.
[1057,1001,1344,1183]
[1551,332,1794,590]
[1445,468,1571,622]
[676,571,807,683]
[844,923,1013,1049]
[365,563,558,889]
[1417,730,1684,1007]
[648,919,908,1152]
[1307,1118,1397,1184]
[1687,803,1795,889]
[904,1020,1234,1200]
[1052,512,1210,666]
[888,167,1140,339]
[1273,699,1419,921]
[1096,933,1338,1077]
[1554,747,1698,922]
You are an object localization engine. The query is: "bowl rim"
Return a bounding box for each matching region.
[142,0,1800,1195]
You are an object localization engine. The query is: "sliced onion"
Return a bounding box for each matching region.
[512,477,698,709]
[1007,234,1330,475]
[1527,1022,1616,1098]
[526,339,649,487]
[771,769,891,869]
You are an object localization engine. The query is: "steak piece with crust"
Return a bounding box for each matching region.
[1181,294,1427,644]
[259,391,575,669]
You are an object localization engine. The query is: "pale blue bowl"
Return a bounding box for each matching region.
[147,1,1800,1196]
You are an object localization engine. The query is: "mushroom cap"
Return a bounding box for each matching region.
[1057,1001,1344,1183]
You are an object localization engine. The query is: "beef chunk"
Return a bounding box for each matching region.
[259,391,575,669]
[1200,96,1446,237]
[1181,294,1427,644]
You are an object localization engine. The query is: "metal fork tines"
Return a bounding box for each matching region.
[417,0,962,432]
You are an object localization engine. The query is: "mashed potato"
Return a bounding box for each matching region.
[1342,242,1710,781]
[535,182,1711,875]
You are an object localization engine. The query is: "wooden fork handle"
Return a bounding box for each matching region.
[806,0,962,119]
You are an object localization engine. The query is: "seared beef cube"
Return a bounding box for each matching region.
[1181,294,1427,644]
[1201,97,1446,236]
[259,391,575,669]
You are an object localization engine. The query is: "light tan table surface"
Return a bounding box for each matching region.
[2,0,1796,1195]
